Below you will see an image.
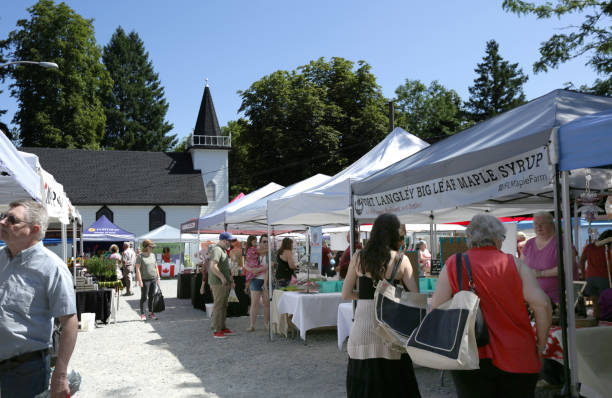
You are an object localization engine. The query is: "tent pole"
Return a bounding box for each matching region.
[267,220,273,342]
[61,223,67,265]
[561,170,580,397]
[553,165,576,398]
[72,219,77,283]
[349,205,358,320]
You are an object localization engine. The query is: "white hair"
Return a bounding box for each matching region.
[533,211,554,224]
[9,199,48,240]
[466,214,505,248]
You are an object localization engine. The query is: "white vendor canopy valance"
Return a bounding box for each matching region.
[135,224,199,242]
[0,131,42,204]
[351,90,612,223]
[267,127,429,227]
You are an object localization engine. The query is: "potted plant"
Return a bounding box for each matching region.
[85,257,116,282]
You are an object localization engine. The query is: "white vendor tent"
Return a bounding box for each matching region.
[0,131,42,205]
[224,173,331,230]
[185,182,284,232]
[267,127,429,227]
[351,90,612,224]
[135,224,199,242]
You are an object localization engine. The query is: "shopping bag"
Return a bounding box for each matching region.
[152,289,166,313]
[405,253,486,370]
[228,288,239,303]
[374,254,427,352]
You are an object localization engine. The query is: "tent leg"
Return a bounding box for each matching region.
[267,222,273,342]
[561,170,580,397]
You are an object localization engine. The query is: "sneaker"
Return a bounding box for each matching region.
[221,328,236,336]
[140,314,147,321]
[213,331,226,339]
[149,312,158,320]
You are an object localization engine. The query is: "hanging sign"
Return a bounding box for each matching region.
[353,147,551,219]
[309,226,323,273]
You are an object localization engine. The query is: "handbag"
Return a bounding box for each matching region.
[152,286,166,313]
[405,253,487,370]
[374,254,427,352]
[456,253,490,347]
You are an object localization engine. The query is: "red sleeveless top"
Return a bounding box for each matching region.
[446,246,541,373]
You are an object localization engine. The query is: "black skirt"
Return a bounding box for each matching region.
[346,354,421,398]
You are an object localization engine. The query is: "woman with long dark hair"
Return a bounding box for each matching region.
[341,213,421,397]
[275,237,297,287]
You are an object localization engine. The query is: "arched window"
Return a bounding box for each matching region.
[149,206,166,231]
[206,180,216,201]
[96,206,113,222]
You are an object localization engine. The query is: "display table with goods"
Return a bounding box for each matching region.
[276,290,350,341]
[337,301,353,350]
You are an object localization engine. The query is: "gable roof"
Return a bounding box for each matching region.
[22,148,207,206]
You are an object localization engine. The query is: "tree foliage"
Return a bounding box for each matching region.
[2,0,111,148]
[465,40,529,122]
[394,79,467,143]
[101,27,175,151]
[233,57,388,190]
[503,0,612,95]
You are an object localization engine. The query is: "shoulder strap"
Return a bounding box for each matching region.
[455,253,463,291]
[389,254,404,281]
[462,254,477,293]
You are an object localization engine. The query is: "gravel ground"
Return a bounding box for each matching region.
[69,279,561,398]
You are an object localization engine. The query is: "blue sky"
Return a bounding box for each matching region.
[0,0,599,144]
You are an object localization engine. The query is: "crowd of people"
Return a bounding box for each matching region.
[3,197,611,398]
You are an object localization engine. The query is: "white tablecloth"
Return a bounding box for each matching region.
[276,291,349,340]
[337,302,353,350]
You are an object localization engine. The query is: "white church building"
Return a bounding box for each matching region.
[24,83,229,237]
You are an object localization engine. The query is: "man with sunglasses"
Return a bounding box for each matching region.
[0,199,77,398]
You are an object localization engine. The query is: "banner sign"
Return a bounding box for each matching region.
[353,147,551,219]
[309,226,323,273]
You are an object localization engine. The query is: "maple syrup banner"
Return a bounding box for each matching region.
[353,147,550,220]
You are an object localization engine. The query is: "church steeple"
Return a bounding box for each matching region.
[192,81,230,148]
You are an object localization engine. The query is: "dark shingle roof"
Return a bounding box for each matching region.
[194,85,221,136]
[23,148,207,206]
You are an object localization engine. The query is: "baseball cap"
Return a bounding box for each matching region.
[219,231,237,241]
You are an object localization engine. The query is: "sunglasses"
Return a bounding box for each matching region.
[0,213,30,226]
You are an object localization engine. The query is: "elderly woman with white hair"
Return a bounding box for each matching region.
[431,214,552,398]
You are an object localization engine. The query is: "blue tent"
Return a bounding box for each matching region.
[82,215,135,241]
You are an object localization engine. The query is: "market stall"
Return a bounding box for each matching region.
[350,90,612,398]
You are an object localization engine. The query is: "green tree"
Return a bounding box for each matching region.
[465,40,529,123]
[2,0,111,148]
[101,27,175,151]
[503,0,612,95]
[0,50,8,136]
[394,79,467,142]
[235,57,388,190]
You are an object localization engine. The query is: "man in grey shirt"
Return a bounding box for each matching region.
[0,199,77,398]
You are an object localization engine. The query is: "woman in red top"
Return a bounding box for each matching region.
[431,214,552,398]
[580,229,612,320]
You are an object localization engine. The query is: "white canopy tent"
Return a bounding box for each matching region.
[351,90,612,224]
[267,127,429,227]
[350,90,612,397]
[135,224,199,242]
[186,182,284,232]
[0,131,42,206]
[224,174,331,230]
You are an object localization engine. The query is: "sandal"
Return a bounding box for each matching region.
[246,326,255,332]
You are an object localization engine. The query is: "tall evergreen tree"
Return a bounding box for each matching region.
[465,40,529,123]
[101,27,175,151]
[394,79,467,143]
[2,0,111,148]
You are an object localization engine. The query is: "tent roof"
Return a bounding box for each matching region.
[224,173,331,229]
[183,182,284,232]
[83,215,135,241]
[267,127,429,227]
[0,131,42,205]
[135,224,199,242]
[351,90,612,223]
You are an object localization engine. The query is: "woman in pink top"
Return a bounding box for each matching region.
[432,214,551,398]
[416,240,431,276]
[244,235,268,331]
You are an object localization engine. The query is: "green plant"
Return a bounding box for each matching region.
[85,256,116,279]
